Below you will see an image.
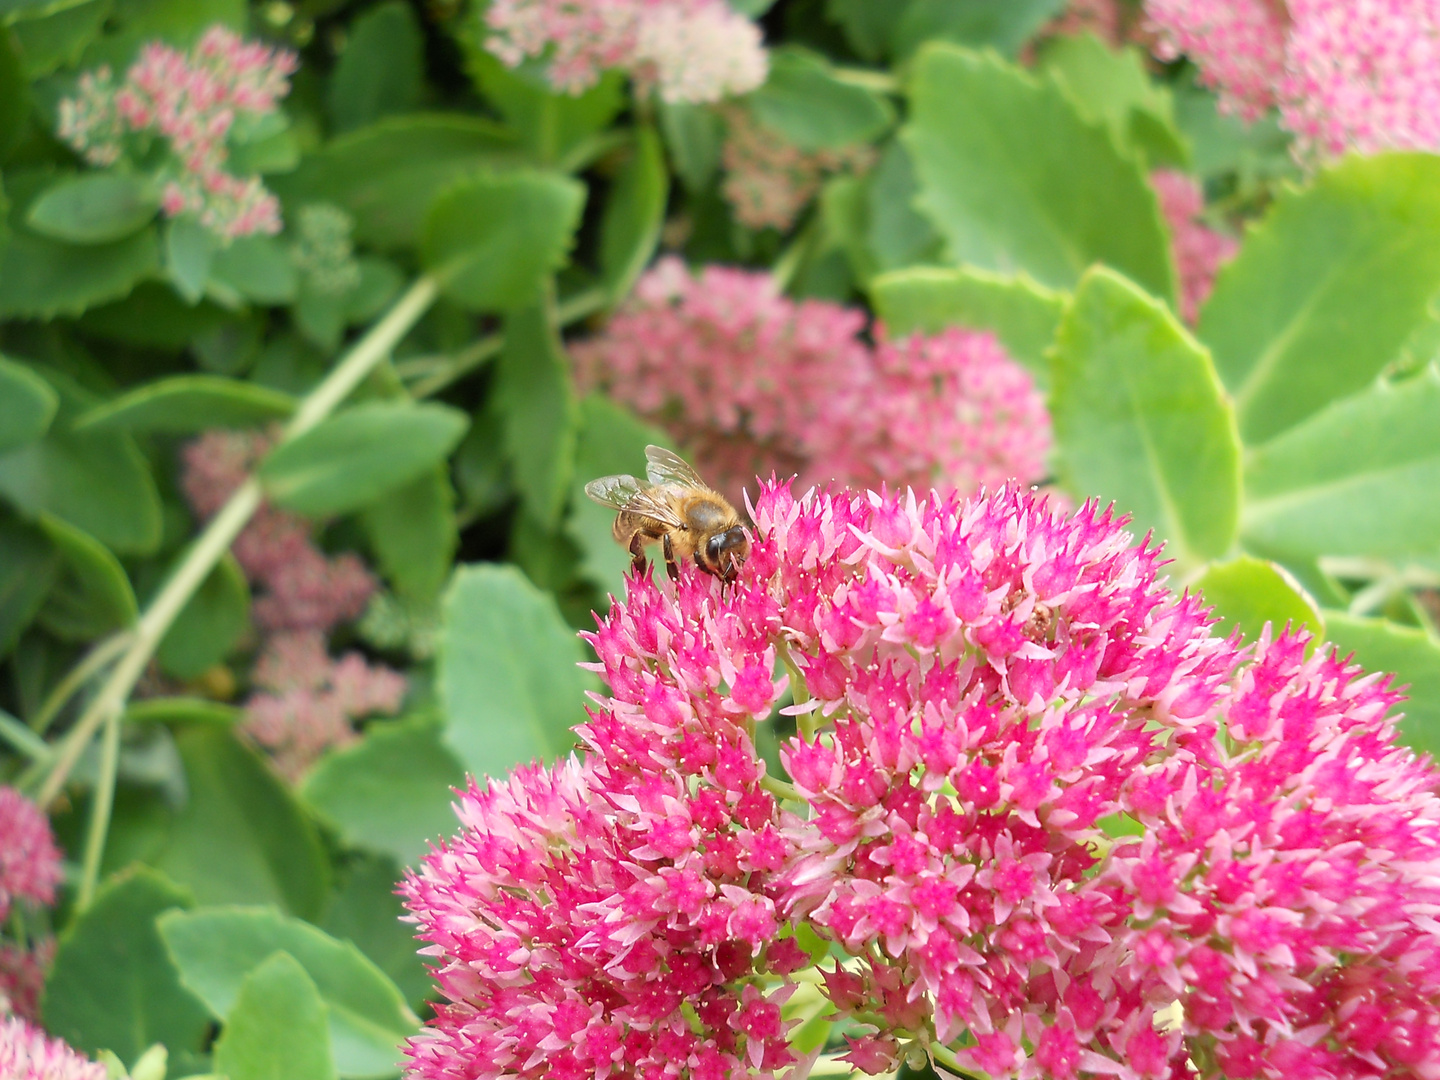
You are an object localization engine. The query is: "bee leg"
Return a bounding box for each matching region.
[628,532,648,575]
[662,534,681,582]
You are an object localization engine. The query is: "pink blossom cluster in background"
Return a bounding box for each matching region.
[1151,169,1239,323]
[483,0,767,103]
[0,941,54,1023]
[57,26,297,240]
[1146,0,1440,160]
[0,789,62,1023]
[573,258,1051,505]
[406,479,1440,1080]
[181,429,406,780]
[0,1017,105,1080]
[719,105,876,232]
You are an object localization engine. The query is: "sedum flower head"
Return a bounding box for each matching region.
[573,258,1050,506]
[57,25,297,240]
[0,1016,105,1080]
[482,0,766,104]
[407,479,1440,1080]
[0,788,62,920]
[1146,0,1440,160]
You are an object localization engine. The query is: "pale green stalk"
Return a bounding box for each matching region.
[34,275,441,864]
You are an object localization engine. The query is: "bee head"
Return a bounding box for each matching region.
[705,526,750,582]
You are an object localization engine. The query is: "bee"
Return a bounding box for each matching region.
[585,445,750,584]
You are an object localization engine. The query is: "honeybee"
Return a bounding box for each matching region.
[585,445,750,583]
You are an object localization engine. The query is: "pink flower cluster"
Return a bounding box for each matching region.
[1146,0,1440,160]
[0,788,62,922]
[407,479,1440,1080]
[0,941,55,1023]
[57,25,297,240]
[573,258,1051,506]
[719,106,876,232]
[483,0,767,103]
[0,1017,104,1080]
[1151,169,1238,324]
[181,429,405,780]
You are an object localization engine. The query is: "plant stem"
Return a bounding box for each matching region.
[406,285,610,399]
[33,274,441,812]
[31,631,132,735]
[76,708,121,909]
[928,1041,982,1080]
[0,709,49,761]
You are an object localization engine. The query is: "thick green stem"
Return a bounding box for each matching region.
[0,709,48,761]
[33,275,441,811]
[31,631,131,735]
[928,1041,982,1080]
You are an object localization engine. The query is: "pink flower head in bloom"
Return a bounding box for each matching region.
[1146,0,1440,160]
[1151,169,1238,323]
[0,788,62,920]
[180,430,404,779]
[57,25,296,239]
[483,0,766,103]
[408,478,1440,1080]
[0,940,54,1023]
[719,105,875,232]
[573,258,1050,506]
[0,1016,105,1080]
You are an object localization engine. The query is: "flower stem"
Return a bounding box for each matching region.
[32,274,440,815]
[928,1041,981,1080]
[30,631,131,736]
[77,708,121,909]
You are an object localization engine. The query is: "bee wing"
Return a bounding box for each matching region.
[644,445,707,488]
[584,474,648,510]
[617,487,685,529]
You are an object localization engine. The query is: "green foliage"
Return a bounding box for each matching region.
[35,512,137,640]
[212,951,337,1080]
[302,715,467,867]
[599,126,669,303]
[160,905,417,1078]
[327,1,423,135]
[1051,268,1241,567]
[360,468,458,604]
[26,173,160,245]
[903,45,1174,302]
[260,403,469,518]
[42,869,212,1075]
[156,553,249,678]
[437,564,592,779]
[747,47,895,152]
[1194,556,1325,644]
[73,375,296,434]
[1200,154,1440,445]
[0,355,58,452]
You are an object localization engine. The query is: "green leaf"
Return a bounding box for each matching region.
[302,715,467,867]
[747,47,895,152]
[657,100,722,193]
[78,282,231,348]
[463,48,625,168]
[599,126,668,303]
[0,219,158,318]
[211,235,299,306]
[157,553,250,679]
[566,395,669,598]
[42,869,212,1075]
[35,512,137,640]
[0,354,58,452]
[327,0,423,134]
[73,375,296,434]
[1324,612,1440,759]
[1037,33,1187,167]
[0,513,58,656]
[159,905,419,1080]
[1051,267,1241,566]
[421,171,585,312]
[438,563,590,778]
[903,45,1174,302]
[272,115,523,251]
[11,1,111,79]
[1243,367,1440,559]
[494,302,578,528]
[124,696,239,727]
[260,402,469,518]
[165,216,216,305]
[154,727,331,920]
[892,0,1066,60]
[865,140,943,273]
[1173,76,1295,186]
[1200,154,1440,445]
[214,951,337,1080]
[825,0,910,61]
[320,855,430,1010]
[360,467,456,604]
[0,25,29,160]
[0,363,163,554]
[1195,556,1324,645]
[26,172,158,244]
[869,265,1065,384]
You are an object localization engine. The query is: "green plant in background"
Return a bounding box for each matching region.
[0,0,1436,1077]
